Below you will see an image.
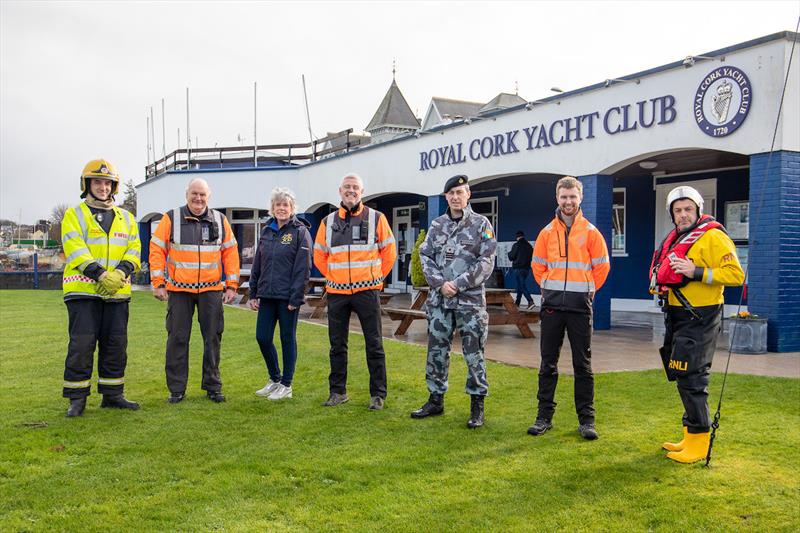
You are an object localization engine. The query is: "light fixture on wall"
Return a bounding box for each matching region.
[639,161,658,170]
[550,87,564,93]
[604,78,641,87]
[682,54,725,68]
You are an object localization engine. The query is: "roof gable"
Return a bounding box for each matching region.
[366,80,420,132]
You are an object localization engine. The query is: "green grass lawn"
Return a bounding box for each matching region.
[1,290,798,532]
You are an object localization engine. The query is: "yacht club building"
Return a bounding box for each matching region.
[137,31,800,352]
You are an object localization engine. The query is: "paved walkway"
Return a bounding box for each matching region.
[293,295,799,379]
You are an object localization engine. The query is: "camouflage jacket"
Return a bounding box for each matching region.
[419,204,497,309]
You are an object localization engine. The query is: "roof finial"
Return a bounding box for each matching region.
[392,58,396,81]
[515,80,519,96]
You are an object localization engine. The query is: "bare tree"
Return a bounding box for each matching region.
[120,179,137,216]
[49,203,70,245]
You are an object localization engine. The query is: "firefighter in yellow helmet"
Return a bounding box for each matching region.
[60,159,141,417]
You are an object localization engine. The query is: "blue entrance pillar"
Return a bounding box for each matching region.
[748,151,800,352]
[426,195,446,229]
[578,174,613,330]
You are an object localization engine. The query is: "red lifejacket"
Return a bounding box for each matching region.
[649,215,724,294]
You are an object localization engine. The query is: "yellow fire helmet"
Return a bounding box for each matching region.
[80,158,120,197]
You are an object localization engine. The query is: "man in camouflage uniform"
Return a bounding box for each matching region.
[410,175,497,428]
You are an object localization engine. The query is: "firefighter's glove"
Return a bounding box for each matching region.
[98,269,126,295]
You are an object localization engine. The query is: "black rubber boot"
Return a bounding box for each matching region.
[466,395,485,429]
[100,394,140,410]
[66,397,86,417]
[410,393,444,419]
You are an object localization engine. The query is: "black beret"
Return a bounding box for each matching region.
[443,174,469,194]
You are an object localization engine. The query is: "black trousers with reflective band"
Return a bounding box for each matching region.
[63,298,129,399]
[537,309,595,424]
[327,290,387,398]
[165,290,224,393]
[663,304,722,433]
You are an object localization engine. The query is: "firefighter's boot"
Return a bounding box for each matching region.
[662,426,688,452]
[66,397,86,417]
[666,431,710,464]
[101,394,140,410]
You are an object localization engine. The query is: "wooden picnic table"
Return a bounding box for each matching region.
[385,287,539,338]
[305,277,396,319]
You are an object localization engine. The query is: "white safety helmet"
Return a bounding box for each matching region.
[666,186,703,222]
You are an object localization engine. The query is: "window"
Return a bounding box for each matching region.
[470,197,498,230]
[612,188,626,255]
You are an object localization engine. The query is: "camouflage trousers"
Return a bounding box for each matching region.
[425,305,489,396]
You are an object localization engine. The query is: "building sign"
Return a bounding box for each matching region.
[419,95,677,171]
[694,66,751,138]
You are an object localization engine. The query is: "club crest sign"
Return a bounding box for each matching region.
[694,66,751,137]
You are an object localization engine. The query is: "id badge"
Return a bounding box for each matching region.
[352,225,361,240]
[202,226,210,241]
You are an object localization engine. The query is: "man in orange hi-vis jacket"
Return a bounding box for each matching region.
[527,176,610,441]
[149,178,240,405]
[313,173,397,410]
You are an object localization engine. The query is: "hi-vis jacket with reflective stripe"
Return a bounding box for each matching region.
[532,209,610,314]
[665,227,744,308]
[61,202,141,300]
[313,204,397,294]
[149,206,240,293]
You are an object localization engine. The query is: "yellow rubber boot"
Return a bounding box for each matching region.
[662,426,688,452]
[666,431,710,464]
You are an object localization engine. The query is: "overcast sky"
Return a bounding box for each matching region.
[1,0,798,222]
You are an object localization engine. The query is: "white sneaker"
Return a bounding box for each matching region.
[255,380,280,397]
[268,384,293,400]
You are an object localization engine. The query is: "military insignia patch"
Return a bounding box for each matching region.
[281,234,293,245]
[482,229,494,239]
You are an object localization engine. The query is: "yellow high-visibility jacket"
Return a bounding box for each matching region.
[61,202,141,299]
[667,228,744,307]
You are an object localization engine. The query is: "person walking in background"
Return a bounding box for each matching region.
[249,187,312,401]
[508,230,535,309]
[149,178,240,404]
[313,173,397,410]
[60,159,141,417]
[527,176,610,440]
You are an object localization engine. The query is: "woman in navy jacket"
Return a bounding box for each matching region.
[249,187,312,400]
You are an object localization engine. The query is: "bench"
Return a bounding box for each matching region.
[385,307,426,335]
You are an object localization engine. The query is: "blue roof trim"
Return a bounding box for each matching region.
[138,30,796,191]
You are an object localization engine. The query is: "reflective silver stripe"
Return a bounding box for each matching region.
[329,243,379,254]
[107,258,121,268]
[98,377,124,385]
[123,252,139,261]
[705,268,713,285]
[85,237,106,245]
[368,208,377,244]
[591,256,610,265]
[547,261,591,271]
[151,269,165,277]
[169,243,220,253]
[62,231,81,241]
[63,379,91,389]
[540,279,595,292]
[173,208,182,244]
[109,237,128,247]
[226,274,238,281]
[532,256,548,265]
[221,239,237,250]
[325,212,336,252]
[328,259,382,270]
[151,235,166,248]
[66,247,91,264]
[75,205,89,239]
[212,210,224,244]
[78,260,94,272]
[168,259,220,270]
[378,235,395,249]
[314,242,329,252]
